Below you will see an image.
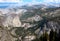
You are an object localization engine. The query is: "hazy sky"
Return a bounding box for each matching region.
[0,0,59,2]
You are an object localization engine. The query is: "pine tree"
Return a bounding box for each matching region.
[39,32,48,41]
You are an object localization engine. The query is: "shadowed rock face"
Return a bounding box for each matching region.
[0,15,7,26]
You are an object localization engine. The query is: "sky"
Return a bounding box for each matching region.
[0,0,60,8]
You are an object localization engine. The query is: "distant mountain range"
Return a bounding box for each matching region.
[0,3,60,8]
